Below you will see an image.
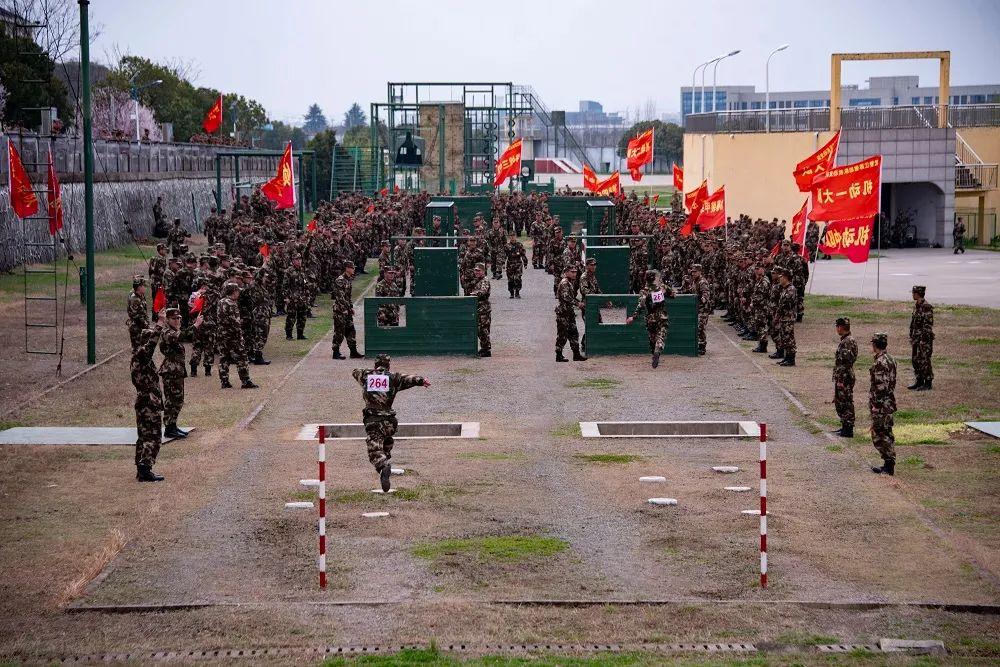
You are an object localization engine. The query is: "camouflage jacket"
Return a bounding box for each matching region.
[375,277,402,299]
[460,247,486,278]
[555,277,579,314]
[776,284,798,321]
[351,368,426,418]
[332,273,355,317]
[148,256,166,285]
[751,276,771,311]
[486,226,506,250]
[579,271,601,299]
[909,301,934,343]
[158,326,195,378]
[631,281,674,322]
[217,296,242,331]
[467,275,491,311]
[283,267,314,304]
[167,225,190,248]
[505,241,527,271]
[869,351,898,415]
[127,292,149,330]
[693,276,712,312]
[131,325,163,390]
[171,267,194,306]
[833,333,858,382]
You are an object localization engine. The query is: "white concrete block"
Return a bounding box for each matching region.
[648,497,678,506]
[639,476,666,483]
[712,466,740,473]
[285,501,314,509]
[362,512,390,518]
[725,486,752,492]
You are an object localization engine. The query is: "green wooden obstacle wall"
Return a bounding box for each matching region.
[584,246,630,294]
[424,201,457,236]
[584,294,699,357]
[412,247,459,296]
[430,196,492,223]
[364,296,478,356]
[585,200,617,240]
[546,197,609,235]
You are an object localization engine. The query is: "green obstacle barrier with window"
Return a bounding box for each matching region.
[430,195,492,223]
[364,296,478,356]
[411,247,460,296]
[584,294,699,356]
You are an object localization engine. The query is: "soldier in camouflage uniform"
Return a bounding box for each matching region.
[459,237,486,294]
[628,222,649,294]
[750,264,772,353]
[486,218,507,279]
[555,265,586,362]
[832,317,859,437]
[505,231,527,298]
[690,264,711,356]
[805,221,820,262]
[771,267,798,366]
[466,263,492,357]
[952,217,966,254]
[127,276,149,351]
[171,254,196,325]
[579,256,602,354]
[375,265,403,327]
[352,353,430,491]
[132,310,165,482]
[530,212,547,269]
[627,269,675,368]
[869,332,897,475]
[159,307,202,439]
[283,254,313,340]
[332,261,364,360]
[189,276,218,376]
[148,243,168,316]
[908,285,934,391]
[152,196,166,238]
[217,282,259,389]
[167,218,191,257]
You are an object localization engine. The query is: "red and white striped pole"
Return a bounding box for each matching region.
[759,422,768,589]
[318,425,327,589]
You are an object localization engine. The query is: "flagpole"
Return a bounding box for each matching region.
[876,158,883,300]
[859,249,869,298]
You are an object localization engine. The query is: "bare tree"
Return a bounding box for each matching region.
[1,0,102,63]
[641,97,658,122]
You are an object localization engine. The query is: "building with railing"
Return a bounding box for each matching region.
[682,52,999,247]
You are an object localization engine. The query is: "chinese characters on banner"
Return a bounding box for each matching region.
[818,216,874,263]
[7,139,40,218]
[202,94,223,134]
[809,155,881,222]
[684,180,707,213]
[626,129,654,181]
[583,164,598,192]
[261,142,296,209]
[593,171,621,196]
[789,199,809,258]
[673,164,684,192]
[792,130,840,192]
[493,138,522,187]
[695,186,726,231]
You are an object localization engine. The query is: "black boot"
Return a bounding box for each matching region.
[297,332,307,340]
[651,351,660,368]
[349,345,364,359]
[752,341,768,353]
[839,423,854,438]
[164,423,187,439]
[768,348,784,360]
[556,349,568,362]
[136,465,164,482]
[871,458,895,475]
[479,349,492,357]
[220,378,233,389]
[796,313,803,323]
[332,346,346,360]
[204,365,212,377]
[253,351,271,365]
[571,344,587,361]
[917,380,932,391]
[778,353,796,366]
[189,360,198,377]
[380,464,392,492]
[907,379,922,390]
[509,289,515,298]
[241,379,259,389]
[515,290,521,298]
[285,331,293,340]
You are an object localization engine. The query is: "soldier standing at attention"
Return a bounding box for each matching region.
[189,277,217,376]
[504,230,527,298]
[486,218,506,279]
[459,236,486,294]
[690,264,711,356]
[772,267,798,366]
[127,276,149,351]
[869,332,897,476]
[627,269,675,368]
[579,257,601,354]
[832,317,858,438]
[331,261,364,360]
[750,264,771,353]
[148,243,168,315]
[352,354,430,492]
[908,285,935,390]
[159,307,202,439]
[375,265,403,327]
[555,265,586,363]
[952,217,966,254]
[132,310,165,482]
[627,222,648,294]
[152,195,167,237]
[466,263,492,357]
[167,218,191,257]
[283,254,313,340]
[217,282,259,390]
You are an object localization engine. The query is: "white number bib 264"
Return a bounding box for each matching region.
[366,374,390,392]
[650,290,665,304]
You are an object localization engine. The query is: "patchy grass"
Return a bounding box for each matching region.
[825,444,843,453]
[989,361,1000,377]
[550,422,581,438]
[773,631,839,646]
[986,444,1000,455]
[412,535,568,563]
[573,453,645,464]
[289,490,316,502]
[566,377,622,390]
[320,647,772,666]
[965,337,1000,346]
[457,451,526,461]
[895,409,933,423]
[900,455,926,467]
[895,422,965,446]
[332,484,463,504]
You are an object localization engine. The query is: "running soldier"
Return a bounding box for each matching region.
[627,269,675,368]
[555,265,586,362]
[132,310,165,482]
[953,217,966,254]
[908,285,934,391]
[331,261,364,360]
[466,263,492,357]
[352,354,430,492]
[869,332,897,476]
[127,276,149,351]
[832,317,858,438]
[505,231,527,298]
[159,307,202,439]
[217,282,259,389]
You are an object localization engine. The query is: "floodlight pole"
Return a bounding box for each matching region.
[79,0,95,364]
[765,44,790,133]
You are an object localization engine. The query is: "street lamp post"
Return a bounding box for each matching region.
[701,55,723,116]
[712,49,741,113]
[128,74,163,142]
[690,60,712,119]
[765,44,790,133]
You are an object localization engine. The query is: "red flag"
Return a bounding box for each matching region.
[202,94,223,134]
[7,139,39,218]
[493,138,523,187]
[593,171,621,197]
[789,199,809,258]
[346,217,354,228]
[769,242,781,257]
[306,219,317,232]
[380,187,388,196]
[259,243,270,258]
[684,180,708,213]
[153,287,166,314]
[393,185,400,193]
[583,164,598,192]
[626,129,654,182]
[673,164,684,192]
[642,193,649,206]
[658,215,667,229]
[819,215,874,263]
[46,148,63,235]
[367,203,375,213]
[793,130,840,192]
[695,186,726,231]
[679,217,694,237]
[809,155,881,222]
[261,142,296,209]
[651,193,660,206]
[188,293,204,314]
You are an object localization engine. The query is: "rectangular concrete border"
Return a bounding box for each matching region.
[579,421,761,439]
[296,422,480,441]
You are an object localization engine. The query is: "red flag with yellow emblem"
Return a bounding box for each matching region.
[7,139,40,219]
[673,164,684,192]
[203,94,223,134]
[789,199,809,258]
[793,130,840,192]
[626,129,654,181]
[493,138,522,187]
[695,186,726,231]
[261,142,296,210]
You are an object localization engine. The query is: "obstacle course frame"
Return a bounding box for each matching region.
[585,294,699,356]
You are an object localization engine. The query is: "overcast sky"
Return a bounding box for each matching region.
[91,0,1000,125]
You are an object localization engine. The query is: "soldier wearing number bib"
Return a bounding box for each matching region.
[351,354,430,492]
[627,269,675,368]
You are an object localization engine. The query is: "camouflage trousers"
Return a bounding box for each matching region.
[242,321,258,356]
[776,319,796,355]
[218,340,250,384]
[911,339,934,383]
[128,325,144,352]
[531,241,544,268]
[332,315,357,349]
[752,309,768,340]
[697,313,709,351]
[629,267,644,294]
[284,301,307,337]
[487,247,504,276]
[834,373,856,427]
[160,375,185,426]
[363,413,396,471]
[477,305,491,351]
[134,390,162,468]
[507,276,522,294]
[645,317,668,355]
[795,283,805,319]
[871,412,896,462]
[254,313,271,354]
[190,322,216,367]
[555,308,579,350]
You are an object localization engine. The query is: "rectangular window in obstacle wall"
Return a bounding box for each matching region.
[377,304,406,328]
[599,306,627,324]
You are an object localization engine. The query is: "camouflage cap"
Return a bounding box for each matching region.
[585,257,596,266]
[155,242,166,251]
[474,262,486,271]
[564,264,578,273]
[164,307,181,318]
[343,260,355,269]
[384,264,398,272]
[775,266,792,278]
[218,254,230,261]
[835,317,851,328]
[168,256,181,264]
[871,332,889,348]
[291,253,303,261]
[374,353,391,369]
[208,256,220,267]
[132,275,147,288]
[645,269,658,279]
[223,281,240,293]
[912,285,926,296]
[691,263,703,272]
[184,253,197,263]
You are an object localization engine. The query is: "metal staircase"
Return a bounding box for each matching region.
[954,131,998,192]
[511,85,595,172]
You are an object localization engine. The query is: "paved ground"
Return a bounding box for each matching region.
[807,248,998,308]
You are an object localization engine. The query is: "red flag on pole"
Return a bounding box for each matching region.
[673,164,684,192]
[626,129,654,182]
[493,138,522,187]
[818,215,874,263]
[366,203,375,213]
[809,155,881,222]
[7,139,40,218]
[651,193,660,206]
[769,242,781,257]
[380,187,388,197]
[658,215,668,229]
[593,171,621,197]
[306,219,317,232]
[793,130,840,192]
[261,142,296,209]
[583,164,598,192]
[695,186,726,231]
[153,287,167,314]
[188,292,204,314]
[684,180,708,213]
[789,199,810,258]
[46,148,63,235]
[259,243,270,259]
[202,94,223,134]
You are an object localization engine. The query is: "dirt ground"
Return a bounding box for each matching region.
[0,247,998,665]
